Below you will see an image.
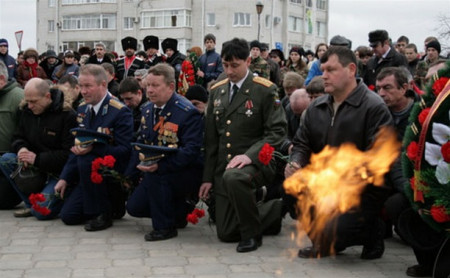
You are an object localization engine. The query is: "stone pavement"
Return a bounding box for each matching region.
[0,209,416,278]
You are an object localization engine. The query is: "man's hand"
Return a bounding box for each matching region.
[226,154,252,169]
[199,182,212,200]
[284,161,301,178]
[71,145,93,156]
[54,180,68,199]
[17,149,37,166]
[137,163,158,173]
[196,68,205,78]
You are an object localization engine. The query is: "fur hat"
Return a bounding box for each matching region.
[185,84,208,103]
[143,35,159,51]
[250,40,262,51]
[0,38,8,47]
[368,30,389,44]
[426,40,441,54]
[162,38,178,53]
[23,48,39,60]
[121,36,138,51]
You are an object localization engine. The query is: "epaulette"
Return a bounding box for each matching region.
[78,101,86,107]
[253,76,273,88]
[210,78,229,90]
[174,98,192,112]
[109,98,125,110]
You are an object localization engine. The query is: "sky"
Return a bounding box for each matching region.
[0,0,449,57]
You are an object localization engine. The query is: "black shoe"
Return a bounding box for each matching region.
[236,236,262,253]
[84,214,113,232]
[298,246,324,258]
[361,238,385,259]
[406,265,433,277]
[145,229,178,241]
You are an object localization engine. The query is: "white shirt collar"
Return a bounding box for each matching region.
[90,92,108,114]
[230,70,250,89]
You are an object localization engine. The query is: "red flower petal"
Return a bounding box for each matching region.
[258,143,275,165]
[430,205,450,223]
[406,141,419,161]
[441,142,450,163]
[418,108,430,126]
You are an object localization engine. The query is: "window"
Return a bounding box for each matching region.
[142,10,191,28]
[288,16,303,32]
[306,0,312,7]
[124,17,134,29]
[317,0,326,10]
[62,0,116,4]
[290,0,302,4]
[206,13,215,26]
[316,21,326,37]
[48,0,56,7]
[265,15,271,29]
[48,20,55,32]
[62,14,116,30]
[233,12,251,27]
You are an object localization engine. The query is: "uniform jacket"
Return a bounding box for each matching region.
[198,49,223,85]
[0,81,24,153]
[127,93,203,177]
[363,48,408,87]
[203,72,287,183]
[146,53,164,68]
[249,56,270,79]
[291,78,393,167]
[60,94,133,182]
[16,64,47,87]
[115,56,145,82]
[51,64,79,81]
[11,89,77,175]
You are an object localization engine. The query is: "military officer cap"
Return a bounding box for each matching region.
[71,128,112,147]
[143,35,159,51]
[121,36,138,51]
[132,143,178,166]
[162,38,178,53]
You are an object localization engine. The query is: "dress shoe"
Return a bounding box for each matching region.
[236,236,262,253]
[145,229,178,241]
[14,208,32,218]
[84,214,113,232]
[406,264,432,277]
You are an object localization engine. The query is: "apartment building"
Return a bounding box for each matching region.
[37,0,328,56]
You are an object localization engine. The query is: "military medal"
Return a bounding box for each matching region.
[245,100,253,117]
[214,99,221,107]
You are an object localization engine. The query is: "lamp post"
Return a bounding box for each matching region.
[256,1,264,41]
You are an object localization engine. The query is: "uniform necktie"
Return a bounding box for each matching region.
[154,107,162,125]
[230,84,239,103]
[90,107,96,125]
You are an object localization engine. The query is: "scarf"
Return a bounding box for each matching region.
[24,61,38,78]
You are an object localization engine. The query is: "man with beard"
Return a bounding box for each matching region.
[115,36,145,82]
[143,35,164,68]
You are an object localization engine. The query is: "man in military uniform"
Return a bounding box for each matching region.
[248,40,270,79]
[125,63,203,241]
[55,64,133,231]
[199,38,287,253]
[115,36,145,82]
[143,35,164,68]
[260,43,281,86]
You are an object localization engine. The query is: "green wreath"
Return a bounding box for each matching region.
[402,60,450,234]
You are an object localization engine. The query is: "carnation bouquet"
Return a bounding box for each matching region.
[402,61,450,233]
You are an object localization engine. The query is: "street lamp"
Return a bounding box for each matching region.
[256,1,264,41]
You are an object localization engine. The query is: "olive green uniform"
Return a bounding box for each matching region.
[249,56,270,79]
[203,72,287,241]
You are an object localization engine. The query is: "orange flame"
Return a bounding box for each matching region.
[284,127,401,256]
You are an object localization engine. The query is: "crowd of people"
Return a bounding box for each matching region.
[0,29,449,278]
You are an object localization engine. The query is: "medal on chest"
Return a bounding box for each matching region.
[245,100,254,117]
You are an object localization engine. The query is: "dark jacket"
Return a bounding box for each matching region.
[166,51,186,84]
[39,59,61,80]
[115,56,145,82]
[198,49,223,86]
[0,52,16,80]
[291,79,393,167]
[363,48,408,87]
[11,89,77,175]
[86,54,113,65]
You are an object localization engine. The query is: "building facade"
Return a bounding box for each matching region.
[37,0,329,56]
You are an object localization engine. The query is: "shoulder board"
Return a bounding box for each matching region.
[253,76,273,87]
[109,99,125,110]
[174,98,192,112]
[78,101,86,107]
[210,78,229,90]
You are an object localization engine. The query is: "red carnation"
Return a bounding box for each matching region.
[406,141,419,161]
[193,208,205,218]
[34,206,51,216]
[418,108,430,126]
[258,143,275,165]
[91,158,103,172]
[368,84,375,91]
[430,205,450,223]
[441,142,450,163]
[91,172,103,184]
[432,77,450,97]
[102,155,116,168]
[186,213,199,224]
[409,177,415,190]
